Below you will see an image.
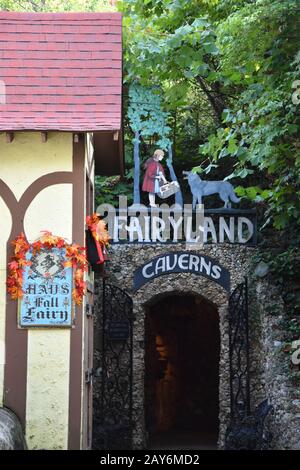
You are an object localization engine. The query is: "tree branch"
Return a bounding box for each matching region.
[196,76,226,124]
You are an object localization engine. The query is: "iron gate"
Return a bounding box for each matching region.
[225,278,273,449]
[95,279,134,450]
[228,277,251,419]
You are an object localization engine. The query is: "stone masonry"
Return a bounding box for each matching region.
[93,242,300,449]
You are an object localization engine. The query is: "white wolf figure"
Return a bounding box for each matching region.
[183,170,241,209]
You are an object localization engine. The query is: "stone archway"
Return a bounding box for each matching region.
[93,243,255,449]
[131,273,230,450]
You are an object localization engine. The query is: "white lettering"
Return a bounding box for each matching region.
[125,217,143,242]
[200,257,212,275]
[185,216,200,243]
[238,217,254,243]
[106,204,255,246]
[211,264,222,279]
[178,254,189,270]
[144,216,151,242]
[189,254,200,271]
[204,217,217,243]
[113,216,127,242]
[142,262,154,278]
[219,216,235,243]
[155,257,166,275]
[166,254,178,271]
[169,215,183,242]
[151,217,166,242]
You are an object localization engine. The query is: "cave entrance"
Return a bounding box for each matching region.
[145,293,220,450]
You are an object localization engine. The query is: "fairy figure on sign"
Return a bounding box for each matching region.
[142,149,168,208]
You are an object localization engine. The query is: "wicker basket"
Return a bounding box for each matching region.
[157,181,180,199]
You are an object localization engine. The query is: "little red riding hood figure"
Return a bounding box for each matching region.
[142,149,168,207]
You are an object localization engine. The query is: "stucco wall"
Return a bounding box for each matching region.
[0,131,73,449]
[25,181,72,450]
[0,132,72,200]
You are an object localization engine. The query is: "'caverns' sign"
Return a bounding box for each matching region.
[133,252,230,292]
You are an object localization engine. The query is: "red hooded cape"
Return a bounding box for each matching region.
[142,159,165,193]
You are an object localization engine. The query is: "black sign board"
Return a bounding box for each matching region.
[133,251,230,292]
[107,320,130,341]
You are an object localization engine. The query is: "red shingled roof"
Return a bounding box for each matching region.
[0,12,122,131]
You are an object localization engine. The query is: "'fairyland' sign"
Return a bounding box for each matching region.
[19,247,73,328]
[97,198,257,246]
[133,252,230,292]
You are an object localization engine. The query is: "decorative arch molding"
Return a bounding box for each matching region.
[133,272,229,321]
[0,172,73,240]
[143,288,220,310]
[129,271,230,449]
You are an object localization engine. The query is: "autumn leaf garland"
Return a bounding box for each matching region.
[86,213,110,247]
[6,233,30,300]
[7,231,88,305]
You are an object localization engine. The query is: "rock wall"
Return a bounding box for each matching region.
[0,407,27,450]
[93,242,300,449]
[93,243,254,448]
[249,277,300,449]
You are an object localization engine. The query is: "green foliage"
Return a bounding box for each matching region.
[193,0,300,230]
[121,0,300,230]
[95,175,133,208]
[252,239,300,341]
[268,248,300,285]
[127,84,171,149]
[121,0,222,109]
[234,186,271,203]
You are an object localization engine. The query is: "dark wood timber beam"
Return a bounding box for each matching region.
[6,132,14,143]
[41,132,47,143]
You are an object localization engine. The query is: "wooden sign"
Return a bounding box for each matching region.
[18,247,73,328]
[133,251,230,292]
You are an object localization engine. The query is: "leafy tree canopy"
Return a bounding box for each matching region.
[121,0,300,230]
